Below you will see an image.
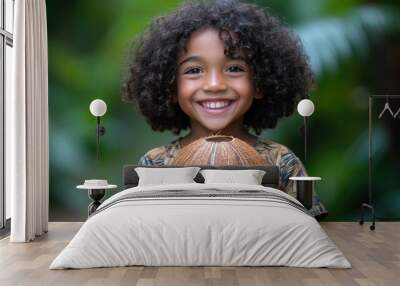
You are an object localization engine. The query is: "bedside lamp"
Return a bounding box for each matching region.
[89,99,107,160]
[297,99,315,164]
[292,98,320,211]
[76,99,116,217]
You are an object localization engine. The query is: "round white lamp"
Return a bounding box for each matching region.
[297,99,315,164]
[297,99,314,117]
[90,99,107,117]
[89,99,107,160]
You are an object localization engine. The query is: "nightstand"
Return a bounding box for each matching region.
[77,179,117,216]
[289,176,321,210]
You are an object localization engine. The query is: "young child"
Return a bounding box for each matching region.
[122,0,327,218]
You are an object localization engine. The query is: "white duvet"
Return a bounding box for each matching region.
[50,183,351,269]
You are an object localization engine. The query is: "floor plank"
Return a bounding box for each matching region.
[0,222,399,286]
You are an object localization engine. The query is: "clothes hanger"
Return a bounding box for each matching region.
[393,106,400,118]
[378,96,394,119]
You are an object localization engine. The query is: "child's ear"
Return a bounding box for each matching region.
[172,95,178,103]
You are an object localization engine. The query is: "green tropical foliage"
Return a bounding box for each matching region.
[297,5,400,75]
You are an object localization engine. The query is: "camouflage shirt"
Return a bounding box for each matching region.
[138,136,327,218]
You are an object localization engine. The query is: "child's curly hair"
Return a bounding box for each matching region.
[122,0,314,135]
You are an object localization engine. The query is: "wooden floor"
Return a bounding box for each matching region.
[0,222,399,286]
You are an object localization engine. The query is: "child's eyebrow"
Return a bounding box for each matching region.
[178,55,248,67]
[178,56,203,67]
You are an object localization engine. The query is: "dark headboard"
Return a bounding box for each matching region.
[123,165,280,189]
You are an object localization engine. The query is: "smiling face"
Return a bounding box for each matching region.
[177,27,259,136]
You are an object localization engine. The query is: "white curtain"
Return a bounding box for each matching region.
[6,0,49,242]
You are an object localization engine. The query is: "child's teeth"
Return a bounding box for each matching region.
[203,101,230,109]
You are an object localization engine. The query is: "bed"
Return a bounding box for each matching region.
[49,165,350,269]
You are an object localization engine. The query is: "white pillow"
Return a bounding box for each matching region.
[200,169,266,185]
[135,167,201,186]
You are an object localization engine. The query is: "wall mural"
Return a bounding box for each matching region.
[47,0,400,222]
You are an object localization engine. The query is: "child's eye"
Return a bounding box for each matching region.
[184,67,203,74]
[226,66,245,73]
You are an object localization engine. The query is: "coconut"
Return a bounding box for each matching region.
[171,135,266,166]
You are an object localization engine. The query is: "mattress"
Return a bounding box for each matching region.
[50,183,351,269]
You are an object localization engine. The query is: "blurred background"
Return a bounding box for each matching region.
[47,0,400,221]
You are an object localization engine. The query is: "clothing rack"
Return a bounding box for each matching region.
[359,95,400,230]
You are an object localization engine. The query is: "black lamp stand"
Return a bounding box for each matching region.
[304,116,308,165]
[299,116,309,165]
[96,116,106,161]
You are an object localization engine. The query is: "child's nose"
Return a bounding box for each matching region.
[203,70,227,92]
